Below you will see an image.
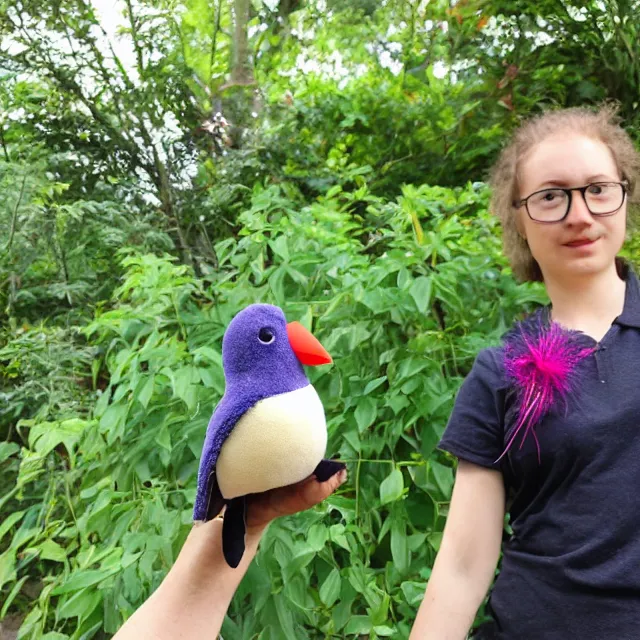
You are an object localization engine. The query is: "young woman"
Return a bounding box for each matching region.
[410,106,640,639]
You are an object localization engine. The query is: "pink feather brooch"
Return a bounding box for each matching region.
[497,313,595,463]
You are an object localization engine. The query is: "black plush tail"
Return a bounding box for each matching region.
[205,469,247,569]
[222,496,247,569]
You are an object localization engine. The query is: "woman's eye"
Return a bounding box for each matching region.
[587,184,604,195]
[258,328,275,344]
[532,189,566,208]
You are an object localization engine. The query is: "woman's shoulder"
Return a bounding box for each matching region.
[471,305,550,385]
[463,345,507,394]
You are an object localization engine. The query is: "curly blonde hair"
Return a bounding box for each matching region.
[489,104,640,282]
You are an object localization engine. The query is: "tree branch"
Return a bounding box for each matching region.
[3,171,27,255]
[125,0,146,77]
[0,127,10,162]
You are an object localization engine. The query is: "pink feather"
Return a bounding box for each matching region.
[496,316,595,463]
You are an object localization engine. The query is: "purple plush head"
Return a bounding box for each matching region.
[222,303,309,396]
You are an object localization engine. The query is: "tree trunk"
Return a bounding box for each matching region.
[152,147,195,271]
[230,0,254,86]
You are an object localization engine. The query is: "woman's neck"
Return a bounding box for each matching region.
[545,263,626,342]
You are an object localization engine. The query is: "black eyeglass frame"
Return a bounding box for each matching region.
[513,180,629,224]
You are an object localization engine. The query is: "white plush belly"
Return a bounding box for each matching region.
[216,384,327,499]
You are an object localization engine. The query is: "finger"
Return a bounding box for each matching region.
[247,467,348,527]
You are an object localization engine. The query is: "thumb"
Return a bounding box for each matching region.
[302,467,348,504]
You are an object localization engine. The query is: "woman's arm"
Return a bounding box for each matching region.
[409,461,505,640]
[113,517,261,640]
[114,468,347,640]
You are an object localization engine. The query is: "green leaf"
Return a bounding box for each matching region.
[343,429,361,453]
[0,510,25,544]
[51,567,119,595]
[397,268,411,290]
[269,235,290,261]
[363,376,387,395]
[273,592,296,637]
[307,524,328,552]
[344,615,372,635]
[387,394,410,415]
[428,531,443,551]
[355,397,377,433]
[269,265,287,302]
[79,477,111,500]
[332,595,355,632]
[284,574,309,611]
[0,547,17,592]
[400,581,426,607]
[0,575,28,618]
[377,513,393,544]
[397,356,430,380]
[329,524,350,551]
[0,442,20,464]
[319,568,341,607]
[173,366,197,409]
[374,626,396,636]
[282,549,315,582]
[39,539,67,562]
[193,346,222,367]
[28,418,90,458]
[380,468,404,505]
[431,460,454,498]
[198,365,224,392]
[57,589,102,621]
[155,426,172,452]
[410,276,433,313]
[421,423,440,458]
[346,324,372,351]
[99,403,128,441]
[137,375,154,408]
[94,387,112,417]
[286,265,307,285]
[391,520,411,574]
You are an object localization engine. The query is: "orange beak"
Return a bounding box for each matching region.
[286,321,333,366]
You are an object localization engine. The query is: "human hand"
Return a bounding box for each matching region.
[244,463,347,535]
[115,467,346,640]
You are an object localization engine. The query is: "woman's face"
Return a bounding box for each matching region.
[517,133,627,282]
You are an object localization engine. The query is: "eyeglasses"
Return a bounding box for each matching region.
[513,181,628,223]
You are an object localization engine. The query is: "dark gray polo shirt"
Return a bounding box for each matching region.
[439,265,640,639]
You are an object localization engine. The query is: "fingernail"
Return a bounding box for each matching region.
[338,469,347,485]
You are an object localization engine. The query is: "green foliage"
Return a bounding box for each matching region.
[0,160,172,323]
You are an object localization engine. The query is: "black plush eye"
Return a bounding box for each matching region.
[258,328,275,344]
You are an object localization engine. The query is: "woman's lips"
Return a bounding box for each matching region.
[565,238,598,248]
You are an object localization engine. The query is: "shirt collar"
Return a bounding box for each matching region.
[614,264,640,329]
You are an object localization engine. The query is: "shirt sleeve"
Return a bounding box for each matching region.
[438,347,506,468]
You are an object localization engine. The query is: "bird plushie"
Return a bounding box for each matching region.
[193,303,345,568]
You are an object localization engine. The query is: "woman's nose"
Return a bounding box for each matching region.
[565,192,593,225]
